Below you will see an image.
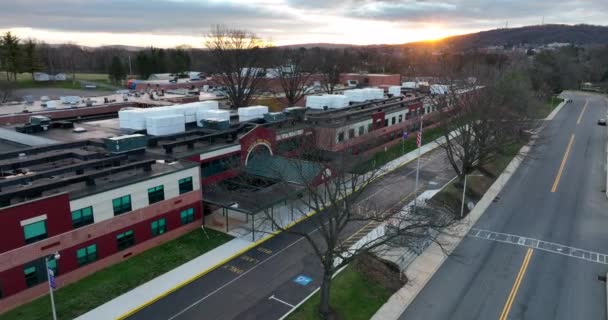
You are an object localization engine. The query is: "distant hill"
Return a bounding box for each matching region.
[408,24,608,50]
[277,43,360,49]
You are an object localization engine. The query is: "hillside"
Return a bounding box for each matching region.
[410,24,608,50]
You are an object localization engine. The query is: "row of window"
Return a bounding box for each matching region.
[337,106,435,143]
[21,208,197,288]
[201,155,240,177]
[21,177,195,245]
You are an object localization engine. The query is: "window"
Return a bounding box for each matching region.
[201,154,240,177]
[76,244,97,266]
[112,195,132,216]
[337,132,345,142]
[72,206,94,228]
[178,177,193,194]
[23,220,47,244]
[116,230,135,251]
[24,266,38,288]
[348,129,355,139]
[384,119,389,127]
[392,117,396,125]
[398,115,403,123]
[180,208,195,225]
[358,126,364,136]
[147,185,165,204]
[368,123,374,132]
[151,218,167,236]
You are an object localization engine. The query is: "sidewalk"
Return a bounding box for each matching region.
[371,99,566,320]
[77,130,455,320]
[76,237,251,320]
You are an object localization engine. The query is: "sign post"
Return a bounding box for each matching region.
[45,254,59,320]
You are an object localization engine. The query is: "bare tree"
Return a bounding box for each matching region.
[205,25,269,109]
[242,141,455,319]
[317,49,351,94]
[0,80,13,103]
[274,48,317,107]
[431,66,540,185]
[60,43,83,86]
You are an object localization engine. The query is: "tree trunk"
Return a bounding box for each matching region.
[318,271,333,319]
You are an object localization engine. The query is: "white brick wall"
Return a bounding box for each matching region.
[69,166,200,223]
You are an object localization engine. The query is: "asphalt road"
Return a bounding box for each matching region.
[400,92,608,320]
[127,145,456,320]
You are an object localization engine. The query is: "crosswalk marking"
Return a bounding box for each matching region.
[468,228,608,265]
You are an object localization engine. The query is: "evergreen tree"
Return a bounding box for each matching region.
[108,56,126,84]
[0,32,21,81]
[22,39,44,81]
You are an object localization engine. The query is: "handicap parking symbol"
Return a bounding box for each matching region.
[294,275,313,286]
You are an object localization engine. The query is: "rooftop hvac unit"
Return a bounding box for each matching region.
[200,118,230,131]
[103,134,148,153]
[264,112,286,122]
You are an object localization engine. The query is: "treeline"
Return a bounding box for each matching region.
[0,32,44,81]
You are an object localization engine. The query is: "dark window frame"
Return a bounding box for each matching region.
[76,244,97,266]
[113,195,132,216]
[178,177,193,194]
[72,206,94,228]
[147,185,165,204]
[23,220,48,244]
[151,218,167,236]
[116,230,135,251]
[180,208,195,225]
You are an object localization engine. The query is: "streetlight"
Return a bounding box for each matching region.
[461,174,484,219]
[45,252,60,320]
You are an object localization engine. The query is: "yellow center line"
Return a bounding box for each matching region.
[551,134,575,192]
[499,248,534,320]
[577,99,588,124]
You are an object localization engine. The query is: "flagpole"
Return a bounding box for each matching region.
[414,113,423,212]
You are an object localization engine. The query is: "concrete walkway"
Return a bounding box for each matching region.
[371,98,568,320]
[76,237,251,320]
[76,129,457,320]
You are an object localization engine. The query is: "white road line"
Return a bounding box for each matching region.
[167,236,309,320]
[269,295,296,308]
[469,228,608,265]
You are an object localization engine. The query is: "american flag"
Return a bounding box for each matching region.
[416,130,422,148]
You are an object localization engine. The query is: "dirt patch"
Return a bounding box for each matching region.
[353,253,407,292]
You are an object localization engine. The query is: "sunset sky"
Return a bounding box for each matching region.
[1,0,607,47]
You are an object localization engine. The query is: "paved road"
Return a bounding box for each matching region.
[400,92,608,320]
[128,145,456,320]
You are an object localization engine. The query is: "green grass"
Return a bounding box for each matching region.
[354,126,444,173]
[533,96,564,119]
[287,266,392,320]
[432,141,525,218]
[0,72,110,89]
[1,228,233,320]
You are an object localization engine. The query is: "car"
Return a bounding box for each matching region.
[598,119,606,126]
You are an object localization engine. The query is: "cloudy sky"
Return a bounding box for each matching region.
[1,0,607,47]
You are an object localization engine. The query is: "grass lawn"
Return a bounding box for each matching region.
[534,96,564,119]
[287,266,393,320]
[431,141,525,218]
[1,72,110,89]
[1,228,233,320]
[354,126,444,173]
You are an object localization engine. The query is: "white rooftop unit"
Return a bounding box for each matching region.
[196,109,230,127]
[328,95,349,109]
[388,86,402,97]
[238,105,269,122]
[60,96,80,105]
[145,114,186,136]
[306,95,331,109]
[402,82,417,89]
[118,108,146,130]
[366,88,384,100]
[430,84,450,95]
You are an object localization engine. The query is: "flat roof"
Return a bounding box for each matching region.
[0,141,197,207]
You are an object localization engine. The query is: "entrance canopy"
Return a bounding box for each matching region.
[245,154,326,186]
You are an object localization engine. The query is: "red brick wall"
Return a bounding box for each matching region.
[0,220,201,313]
[0,194,72,254]
[0,191,202,302]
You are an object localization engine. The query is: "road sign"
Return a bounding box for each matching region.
[48,268,56,289]
[293,275,312,286]
[403,131,408,140]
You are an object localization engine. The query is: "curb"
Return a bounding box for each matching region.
[85,130,456,320]
[372,94,566,320]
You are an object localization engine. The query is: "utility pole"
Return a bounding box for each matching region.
[413,113,424,212]
[46,252,61,320]
[128,56,133,76]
